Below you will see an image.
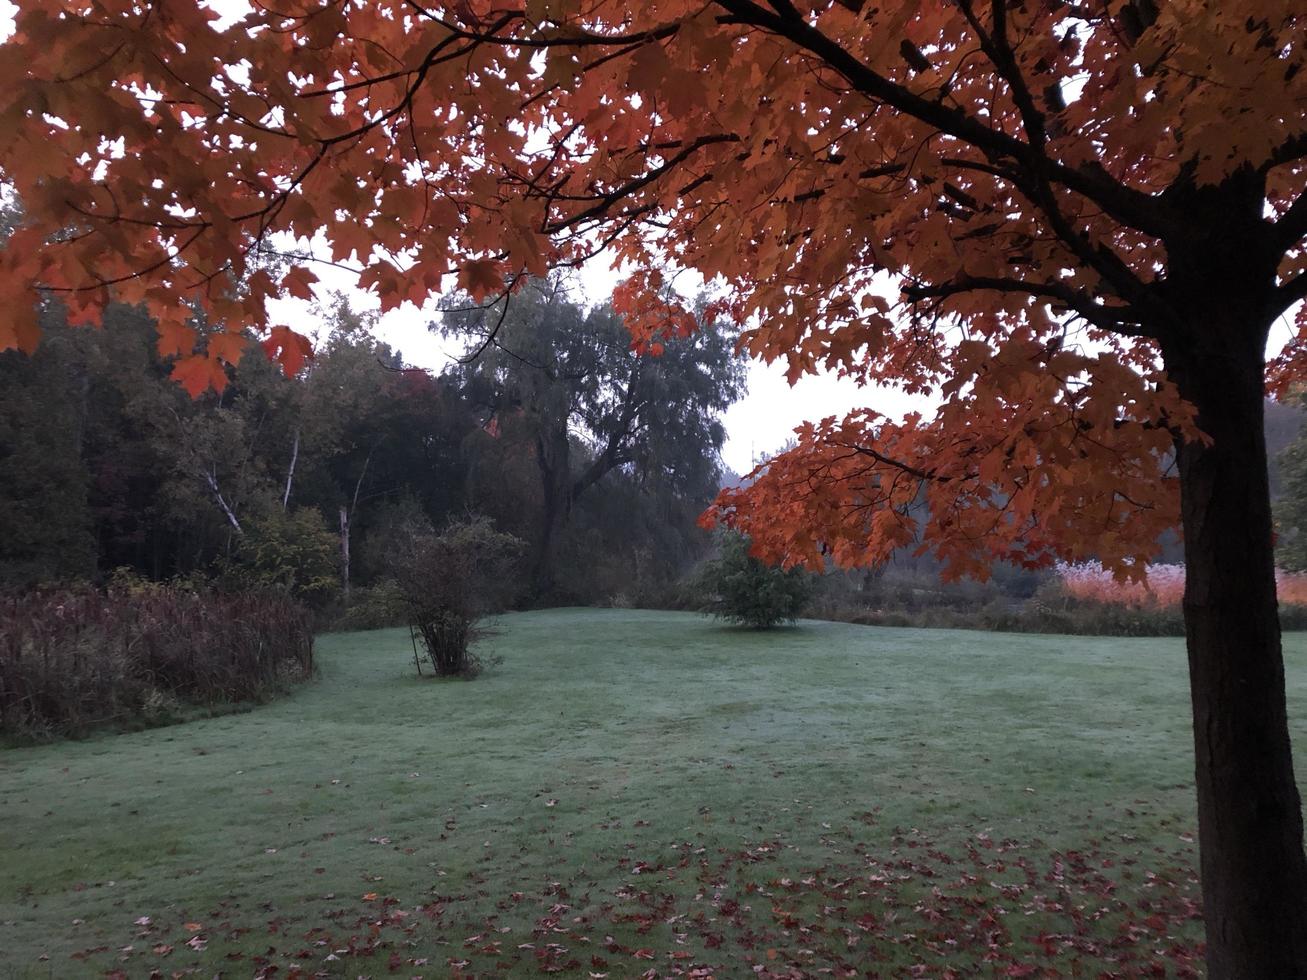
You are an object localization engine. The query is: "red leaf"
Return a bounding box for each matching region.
[261,325,313,377]
[171,355,228,397]
[457,259,501,301]
[281,266,319,302]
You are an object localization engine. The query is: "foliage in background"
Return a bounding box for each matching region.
[227,507,340,607]
[0,294,734,610]
[0,582,314,740]
[807,563,1307,637]
[694,530,813,629]
[391,516,524,677]
[441,279,745,596]
[1277,400,1307,574]
[1058,562,1307,609]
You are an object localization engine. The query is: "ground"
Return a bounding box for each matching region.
[2,610,1306,978]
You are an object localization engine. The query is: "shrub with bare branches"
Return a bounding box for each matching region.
[391,517,523,678]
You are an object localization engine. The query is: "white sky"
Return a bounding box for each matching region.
[268,257,927,475]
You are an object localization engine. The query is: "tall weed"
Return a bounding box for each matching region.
[0,585,314,739]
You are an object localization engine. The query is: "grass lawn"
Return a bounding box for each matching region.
[3,609,1306,978]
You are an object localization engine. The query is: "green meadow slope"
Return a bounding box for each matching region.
[3,609,1306,977]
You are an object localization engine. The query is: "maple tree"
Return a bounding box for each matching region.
[0,0,1304,972]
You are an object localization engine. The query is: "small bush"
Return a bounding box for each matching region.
[227,507,340,608]
[392,516,524,677]
[0,584,314,739]
[331,581,408,632]
[693,530,813,629]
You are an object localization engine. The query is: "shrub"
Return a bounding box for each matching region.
[331,580,408,632]
[391,516,524,677]
[0,584,314,739]
[228,507,340,608]
[694,530,813,629]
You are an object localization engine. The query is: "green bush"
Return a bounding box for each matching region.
[331,581,407,632]
[229,507,340,607]
[693,530,813,629]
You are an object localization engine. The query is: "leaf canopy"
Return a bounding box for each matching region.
[0,0,1303,576]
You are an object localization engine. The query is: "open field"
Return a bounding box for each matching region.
[3,610,1306,977]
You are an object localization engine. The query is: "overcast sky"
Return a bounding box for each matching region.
[268,259,930,475]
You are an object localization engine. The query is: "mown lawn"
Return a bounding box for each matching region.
[3,610,1306,978]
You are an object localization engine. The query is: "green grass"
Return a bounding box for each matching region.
[3,610,1306,977]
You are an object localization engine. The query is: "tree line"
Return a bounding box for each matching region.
[0,280,745,608]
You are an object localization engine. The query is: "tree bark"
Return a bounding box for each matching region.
[338,504,351,599]
[1163,300,1307,976]
[203,468,243,535]
[534,426,571,596]
[282,428,300,510]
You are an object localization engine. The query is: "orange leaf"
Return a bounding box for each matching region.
[207,331,247,365]
[171,355,228,398]
[0,303,41,353]
[281,266,319,302]
[261,325,313,377]
[457,260,501,302]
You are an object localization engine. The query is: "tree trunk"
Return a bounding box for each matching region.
[534,426,571,597]
[339,446,373,600]
[1163,307,1307,976]
[339,504,351,599]
[282,428,300,510]
[203,468,242,535]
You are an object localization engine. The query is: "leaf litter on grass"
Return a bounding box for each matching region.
[9,610,1287,977]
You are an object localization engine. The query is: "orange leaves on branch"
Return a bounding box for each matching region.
[712,340,1184,580]
[1268,306,1307,401]
[613,272,698,353]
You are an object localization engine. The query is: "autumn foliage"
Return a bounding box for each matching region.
[0,0,1299,579]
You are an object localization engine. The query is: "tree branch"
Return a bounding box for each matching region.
[710,0,1176,241]
[571,358,645,500]
[1275,272,1307,320]
[901,274,1151,336]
